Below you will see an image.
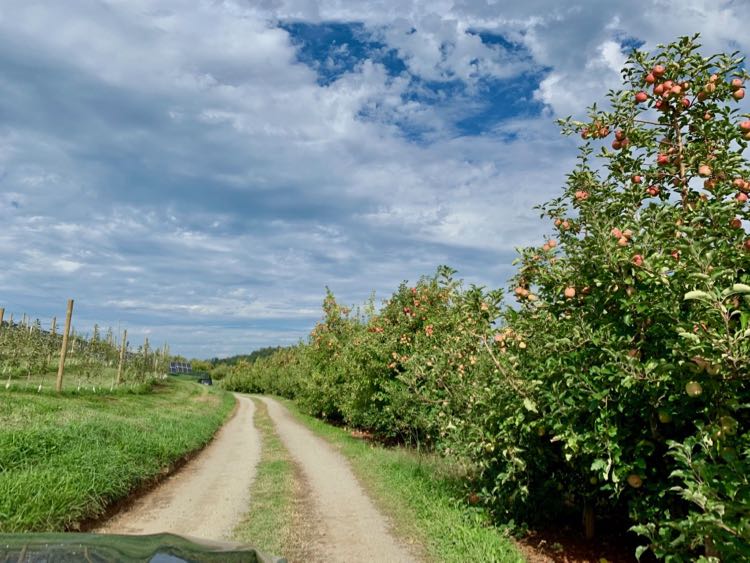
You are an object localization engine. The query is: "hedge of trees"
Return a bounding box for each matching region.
[224,36,750,561]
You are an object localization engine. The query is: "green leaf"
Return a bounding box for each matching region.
[684,290,712,302]
[678,331,700,343]
[522,398,538,413]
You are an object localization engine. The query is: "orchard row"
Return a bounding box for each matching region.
[224,36,750,561]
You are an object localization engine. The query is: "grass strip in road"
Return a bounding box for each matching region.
[232,398,318,562]
[276,397,524,563]
[0,379,235,532]
[232,398,295,556]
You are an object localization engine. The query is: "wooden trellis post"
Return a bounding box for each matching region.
[0,308,4,332]
[116,329,127,385]
[55,299,74,393]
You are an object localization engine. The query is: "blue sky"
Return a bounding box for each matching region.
[1,0,748,357]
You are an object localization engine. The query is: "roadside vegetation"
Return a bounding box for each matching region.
[223,36,750,561]
[0,379,234,532]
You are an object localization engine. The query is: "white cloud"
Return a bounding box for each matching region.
[1,0,747,355]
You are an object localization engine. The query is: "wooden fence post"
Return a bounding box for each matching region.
[116,329,127,385]
[0,308,4,332]
[51,316,57,335]
[55,299,74,393]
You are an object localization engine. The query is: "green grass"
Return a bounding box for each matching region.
[276,398,524,563]
[2,363,156,393]
[232,398,296,558]
[0,379,235,532]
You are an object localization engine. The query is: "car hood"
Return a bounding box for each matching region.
[0,532,286,563]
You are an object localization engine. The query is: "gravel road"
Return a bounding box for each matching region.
[95,394,261,540]
[262,396,417,563]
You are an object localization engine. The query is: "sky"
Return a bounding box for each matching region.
[1,0,748,357]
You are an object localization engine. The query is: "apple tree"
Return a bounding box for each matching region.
[463,35,750,560]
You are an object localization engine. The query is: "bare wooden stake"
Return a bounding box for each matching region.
[55,299,74,393]
[0,308,4,332]
[51,316,57,335]
[116,329,127,385]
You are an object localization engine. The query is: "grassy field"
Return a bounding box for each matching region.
[273,398,523,563]
[0,378,234,532]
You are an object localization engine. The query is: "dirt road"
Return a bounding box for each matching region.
[96,394,261,540]
[96,393,416,562]
[261,397,417,563]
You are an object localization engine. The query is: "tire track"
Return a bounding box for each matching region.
[261,397,417,563]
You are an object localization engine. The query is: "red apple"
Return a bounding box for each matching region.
[627,474,643,488]
[698,164,712,177]
[617,237,629,247]
[731,78,744,90]
[653,83,664,96]
[731,218,742,228]
[635,91,648,103]
[652,65,665,77]
[740,121,750,132]
[647,185,660,197]
[682,97,691,108]
[564,287,576,299]
[737,192,749,203]
[657,153,669,166]
[632,175,642,184]
[734,88,745,100]
[575,190,589,201]
[612,140,622,150]
[632,254,644,267]
[644,73,655,84]
[611,227,623,238]
[745,239,750,251]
